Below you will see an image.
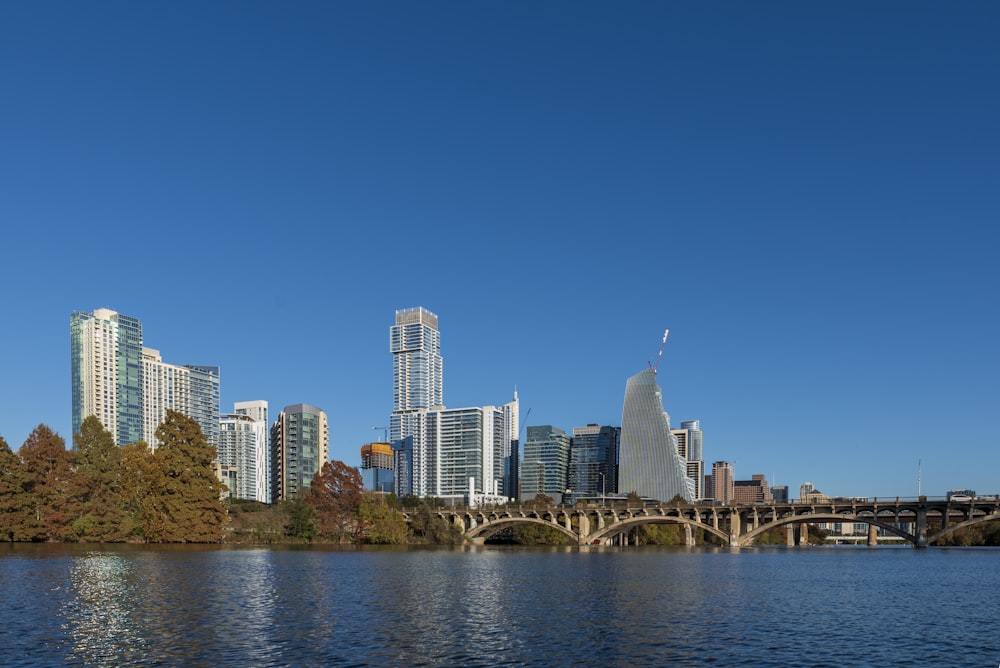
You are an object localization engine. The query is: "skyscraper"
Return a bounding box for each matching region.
[618,368,695,502]
[219,412,258,500]
[360,441,395,493]
[70,308,144,445]
[569,424,619,500]
[390,307,443,497]
[271,403,329,502]
[672,419,705,500]
[141,349,220,452]
[234,400,269,504]
[521,425,571,504]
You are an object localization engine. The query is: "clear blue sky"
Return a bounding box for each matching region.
[2,2,997,499]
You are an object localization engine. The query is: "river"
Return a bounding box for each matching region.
[1,543,997,666]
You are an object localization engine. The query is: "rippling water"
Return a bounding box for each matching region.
[1,543,998,666]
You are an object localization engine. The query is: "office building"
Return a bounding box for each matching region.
[521,425,571,504]
[234,400,270,504]
[70,308,144,446]
[271,403,329,502]
[618,368,695,502]
[712,461,734,503]
[733,474,773,504]
[771,485,789,503]
[568,424,619,501]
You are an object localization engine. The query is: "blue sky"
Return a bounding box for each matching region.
[1,2,997,499]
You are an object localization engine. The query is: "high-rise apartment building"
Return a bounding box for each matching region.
[140,349,220,452]
[234,400,269,504]
[618,367,695,502]
[219,412,258,500]
[521,425,571,504]
[569,424,619,500]
[672,419,705,500]
[271,403,329,502]
[70,308,144,445]
[390,307,443,497]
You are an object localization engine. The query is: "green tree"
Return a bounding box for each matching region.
[306,460,364,542]
[358,492,408,544]
[408,504,464,544]
[19,425,81,541]
[282,498,316,541]
[150,410,226,543]
[0,435,42,541]
[72,416,128,542]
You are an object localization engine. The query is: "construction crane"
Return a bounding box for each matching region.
[648,328,670,373]
[371,426,389,444]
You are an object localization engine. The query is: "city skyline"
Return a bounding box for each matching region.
[2,3,998,498]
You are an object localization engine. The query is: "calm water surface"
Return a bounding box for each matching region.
[1,543,998,667]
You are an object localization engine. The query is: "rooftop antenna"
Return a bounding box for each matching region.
[917,459,921,497]
[649,328,670,373]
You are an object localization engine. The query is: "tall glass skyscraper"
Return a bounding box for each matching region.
[569,424,620,499]
[234,400,270,504]
[618,368,695,502]
[390,307,442,497]
[70,308,144,445]
[521,425,571,504]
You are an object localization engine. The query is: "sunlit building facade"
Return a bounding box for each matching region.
[70,308,144,445]
[234,400,270,504]
[568,424,619,500]
[521,425,571,504]
[618,368,695,502]
[361,441,395,493]
[219,412,258,500]
[271,403,329,502]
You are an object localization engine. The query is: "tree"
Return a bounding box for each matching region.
[118,441,163,541]
[19,425,81,541]
[72,416,128,542]
[0,435,41,541]
[306,460,363,542]
[358,492,408,544]
[150,410,227,543]
[282,498,316,541]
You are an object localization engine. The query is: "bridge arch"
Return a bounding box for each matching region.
[464,516,580,543]
[738,512,915,547]
[585,515,730,546]
[928,511,1000,545]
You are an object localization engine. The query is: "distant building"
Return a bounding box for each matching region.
[568,424,619,502]
[360,442,395,493]
[771,486,789,503]
[672,420,705,500]
[521,425,571,504]
[141,348,220,452]
[733,474,773,504]
[218,412,258,500]
[70,308,144,445]
[799,481,816,501]
[618,367,695,502]
[271,403,329,502]
[234,400,270,504]
[711,461,734,504]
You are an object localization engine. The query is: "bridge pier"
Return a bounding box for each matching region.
[915,506,928,548]
[868,524,878,547]
[786,524,795,546]
[685,524,694,546]
[730,511,741,547]
[800,522,808,545]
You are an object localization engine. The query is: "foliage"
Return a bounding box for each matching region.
[118,441,162,540]
[72,416,129,542]
[525,493,553,509]
[306,460,364,542]
[282,499,317,541]
[510,522,571,545]
[19,425,80,541]
[0,435,41,541]
[224,500,287,544]
[358,492,408,544]
[626,492,643,507]
[148,410,227,543]
[637,523,684,545]
[407,504,464,544]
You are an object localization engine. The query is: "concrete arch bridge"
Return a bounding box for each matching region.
[403,497,1000,548]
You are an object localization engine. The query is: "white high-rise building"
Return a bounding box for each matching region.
[390,307,443,498]
[70,308,144,445]
[141,348,220,452]
[234,400,270,504]
[219,413,258,500]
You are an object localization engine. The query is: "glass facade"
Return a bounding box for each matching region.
[618,368,695,502]
[272,404,329,502]
[569,425,619,498]
[521,425,571,504]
